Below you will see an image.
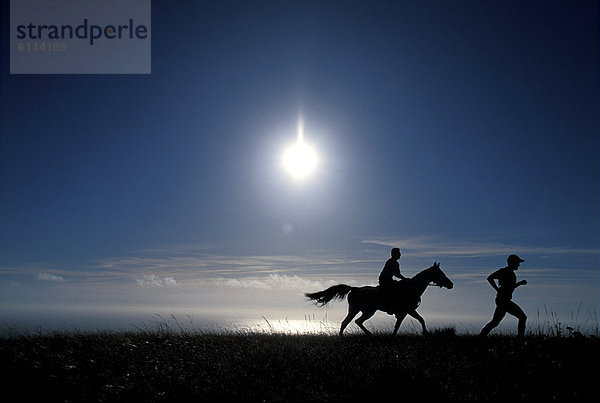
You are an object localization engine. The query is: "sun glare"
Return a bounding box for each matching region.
[282,119,318,181]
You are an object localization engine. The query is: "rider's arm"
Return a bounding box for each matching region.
[393,262,407,280]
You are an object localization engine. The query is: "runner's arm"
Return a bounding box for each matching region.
[487,271,500,292]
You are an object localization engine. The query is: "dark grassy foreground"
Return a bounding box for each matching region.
[1,330,598,402]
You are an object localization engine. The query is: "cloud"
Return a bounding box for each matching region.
[0,248,376,291]
[36,273,65,282]
[136,275,178,287]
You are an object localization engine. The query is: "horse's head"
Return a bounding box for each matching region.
[428,262,454,289]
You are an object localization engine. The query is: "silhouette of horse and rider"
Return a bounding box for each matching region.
[305,248,528,336]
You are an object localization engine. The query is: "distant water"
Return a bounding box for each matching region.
[0,314,340,335]
[0,308,329,335]
[0,308,486,336]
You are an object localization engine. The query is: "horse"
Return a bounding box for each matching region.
[305,262,454,336]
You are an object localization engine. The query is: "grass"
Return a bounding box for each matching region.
[533,304,599,337]
[1,326,599,402]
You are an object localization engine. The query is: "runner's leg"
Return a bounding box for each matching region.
[505,300,527,336]
[480,303,507,336]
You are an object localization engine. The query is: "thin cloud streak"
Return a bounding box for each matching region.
[362,238,600,258]
[136,275,178,287]
[206,274,347,291]
[36,273,65,282]
[93,250,380,280]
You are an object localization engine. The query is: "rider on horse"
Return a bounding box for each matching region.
[378,248,407,285]
[378,248,408,312]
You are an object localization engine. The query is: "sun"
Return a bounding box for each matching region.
[283,141,317,180]
[282,120,318,181]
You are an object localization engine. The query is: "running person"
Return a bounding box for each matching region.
[480,254,528,336]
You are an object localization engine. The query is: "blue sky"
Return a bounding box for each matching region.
[1,1,599,334]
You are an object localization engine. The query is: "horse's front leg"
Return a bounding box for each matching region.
[408,310,428,335]
[393,312,407,335]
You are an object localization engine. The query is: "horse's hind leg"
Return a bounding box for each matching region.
[393,312,407,336]
[340,305,359,336]
[355,310,376,336]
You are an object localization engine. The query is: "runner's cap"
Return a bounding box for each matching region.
[507,254,525,264]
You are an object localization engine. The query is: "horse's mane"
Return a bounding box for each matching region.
[411,265,437,283]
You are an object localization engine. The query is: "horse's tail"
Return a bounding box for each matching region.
[305,284,353,307]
